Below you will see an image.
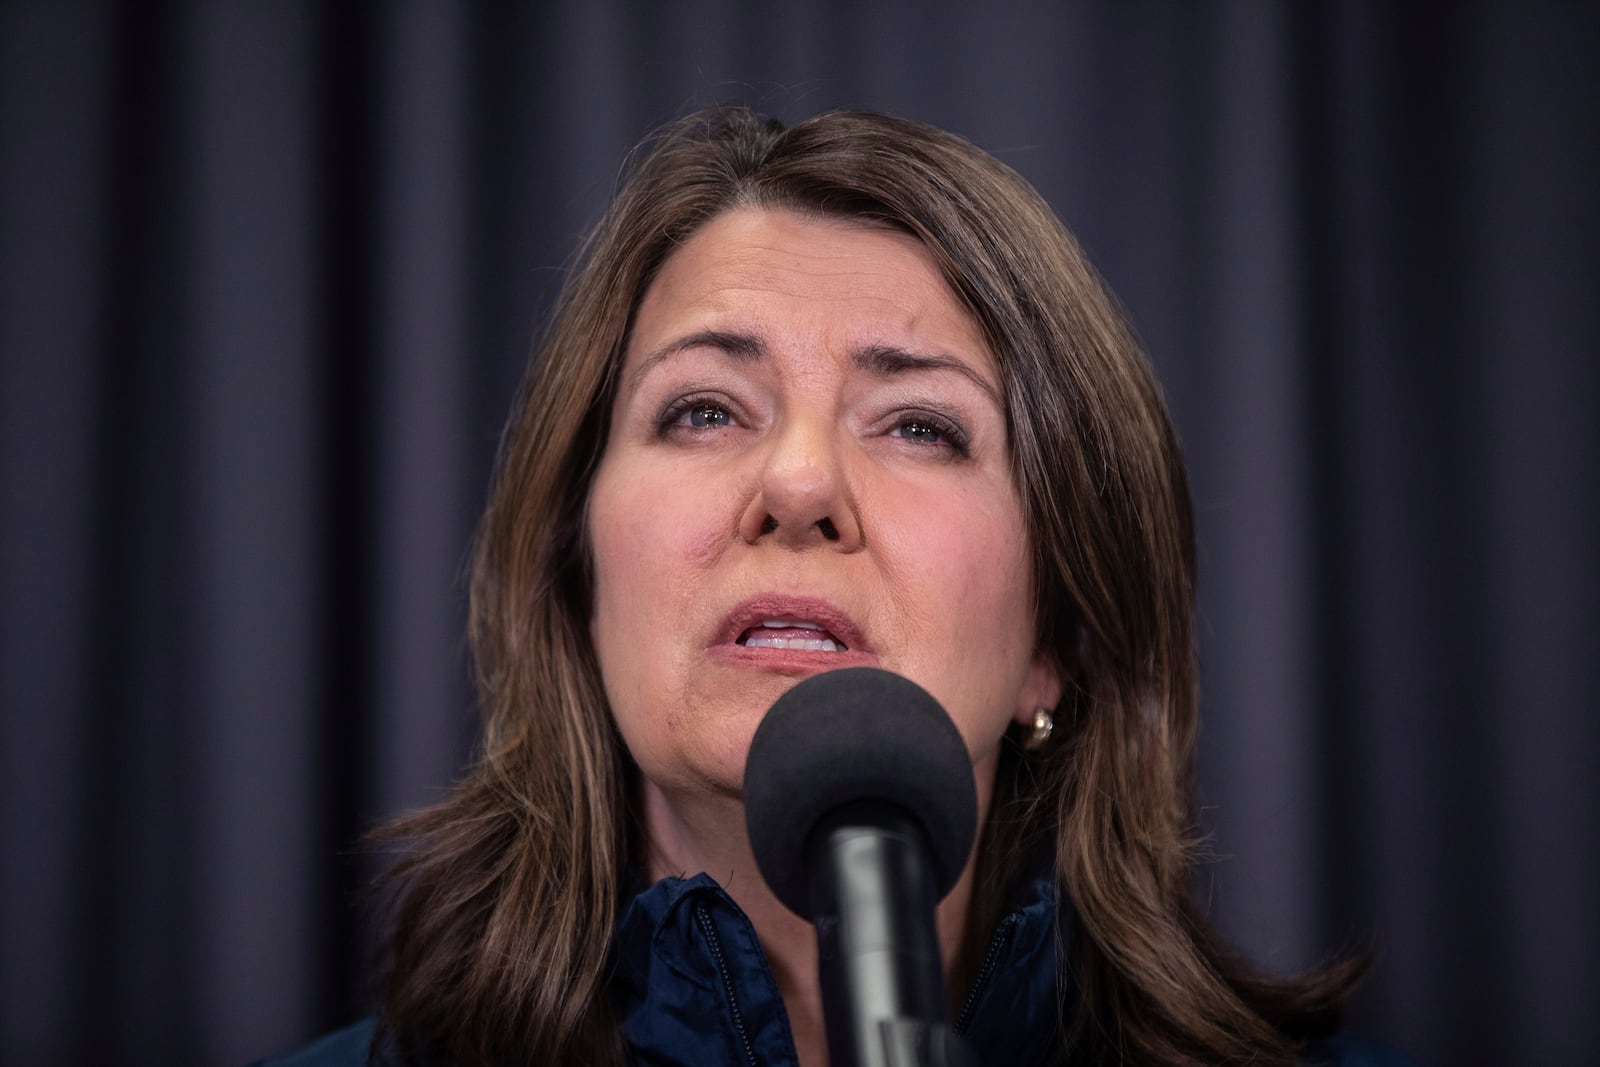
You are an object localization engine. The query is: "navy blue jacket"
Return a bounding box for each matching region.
[258,872,1416,1065]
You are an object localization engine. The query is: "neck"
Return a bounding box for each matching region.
[639,758,996,1067]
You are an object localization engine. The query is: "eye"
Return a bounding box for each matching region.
[685,403,732,428]
[657,394,741,439]
[892,420,946,445]
[888,411,969,456]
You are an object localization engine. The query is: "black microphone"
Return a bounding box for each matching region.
[744,667,979,1067]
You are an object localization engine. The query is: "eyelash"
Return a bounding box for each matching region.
[655,395,971,457]
[889,410,970,456]
[658,394,737,436]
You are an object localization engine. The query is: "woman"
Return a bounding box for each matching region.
[266,107,1403,1066]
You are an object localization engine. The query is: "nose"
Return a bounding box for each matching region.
[738,416,862,550]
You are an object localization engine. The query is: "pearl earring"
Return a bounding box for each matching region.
[1026,707,1054,750]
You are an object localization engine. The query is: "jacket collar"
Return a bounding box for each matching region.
[611,870,1068,1065]
[954,872,1067,1063]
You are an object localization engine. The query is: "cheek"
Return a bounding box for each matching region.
[882,478,1032,628]
[591,466,719,600]
[878,482,1037,742]
[942,514,1034,653]
[589,475,651,622]
[587,459,738,700]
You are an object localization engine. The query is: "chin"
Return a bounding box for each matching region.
[633,724,762,804]
[706,722,764,799]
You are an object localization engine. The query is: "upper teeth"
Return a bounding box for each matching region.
[746,618,842,652]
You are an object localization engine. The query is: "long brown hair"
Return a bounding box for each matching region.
[374,106,1361,1065]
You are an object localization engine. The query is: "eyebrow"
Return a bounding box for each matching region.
[852,343,1000,404]
[628,329,1000,404]
[629,330,765,396]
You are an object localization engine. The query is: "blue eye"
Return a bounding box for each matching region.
[892,420,945,445]
[889,410,969,455]
[686,404,731,428]
[657,396,737,438]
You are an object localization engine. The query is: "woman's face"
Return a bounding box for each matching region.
[588,207,1061,804]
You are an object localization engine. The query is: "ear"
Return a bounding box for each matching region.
[1012,650,1065,726]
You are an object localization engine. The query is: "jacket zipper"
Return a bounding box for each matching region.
[954,913,1018,1036]
[694,900,760,1066]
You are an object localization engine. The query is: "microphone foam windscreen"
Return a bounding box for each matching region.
[743,667,978,918]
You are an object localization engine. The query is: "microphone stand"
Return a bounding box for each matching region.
[805,801,977,1067]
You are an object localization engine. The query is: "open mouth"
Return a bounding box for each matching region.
[736,618,849,653]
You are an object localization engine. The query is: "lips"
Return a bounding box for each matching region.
[715,594,872,663]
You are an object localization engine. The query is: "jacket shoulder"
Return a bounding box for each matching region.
[252,1019,378,1067]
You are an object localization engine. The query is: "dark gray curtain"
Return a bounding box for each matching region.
[3,3,1595,1064]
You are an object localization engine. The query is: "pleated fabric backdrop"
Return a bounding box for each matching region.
[2,3,1595,1064]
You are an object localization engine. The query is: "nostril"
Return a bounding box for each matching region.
[760,515,779,535]
[816,517,839,541]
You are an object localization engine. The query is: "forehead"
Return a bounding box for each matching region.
[626,207,997,380]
